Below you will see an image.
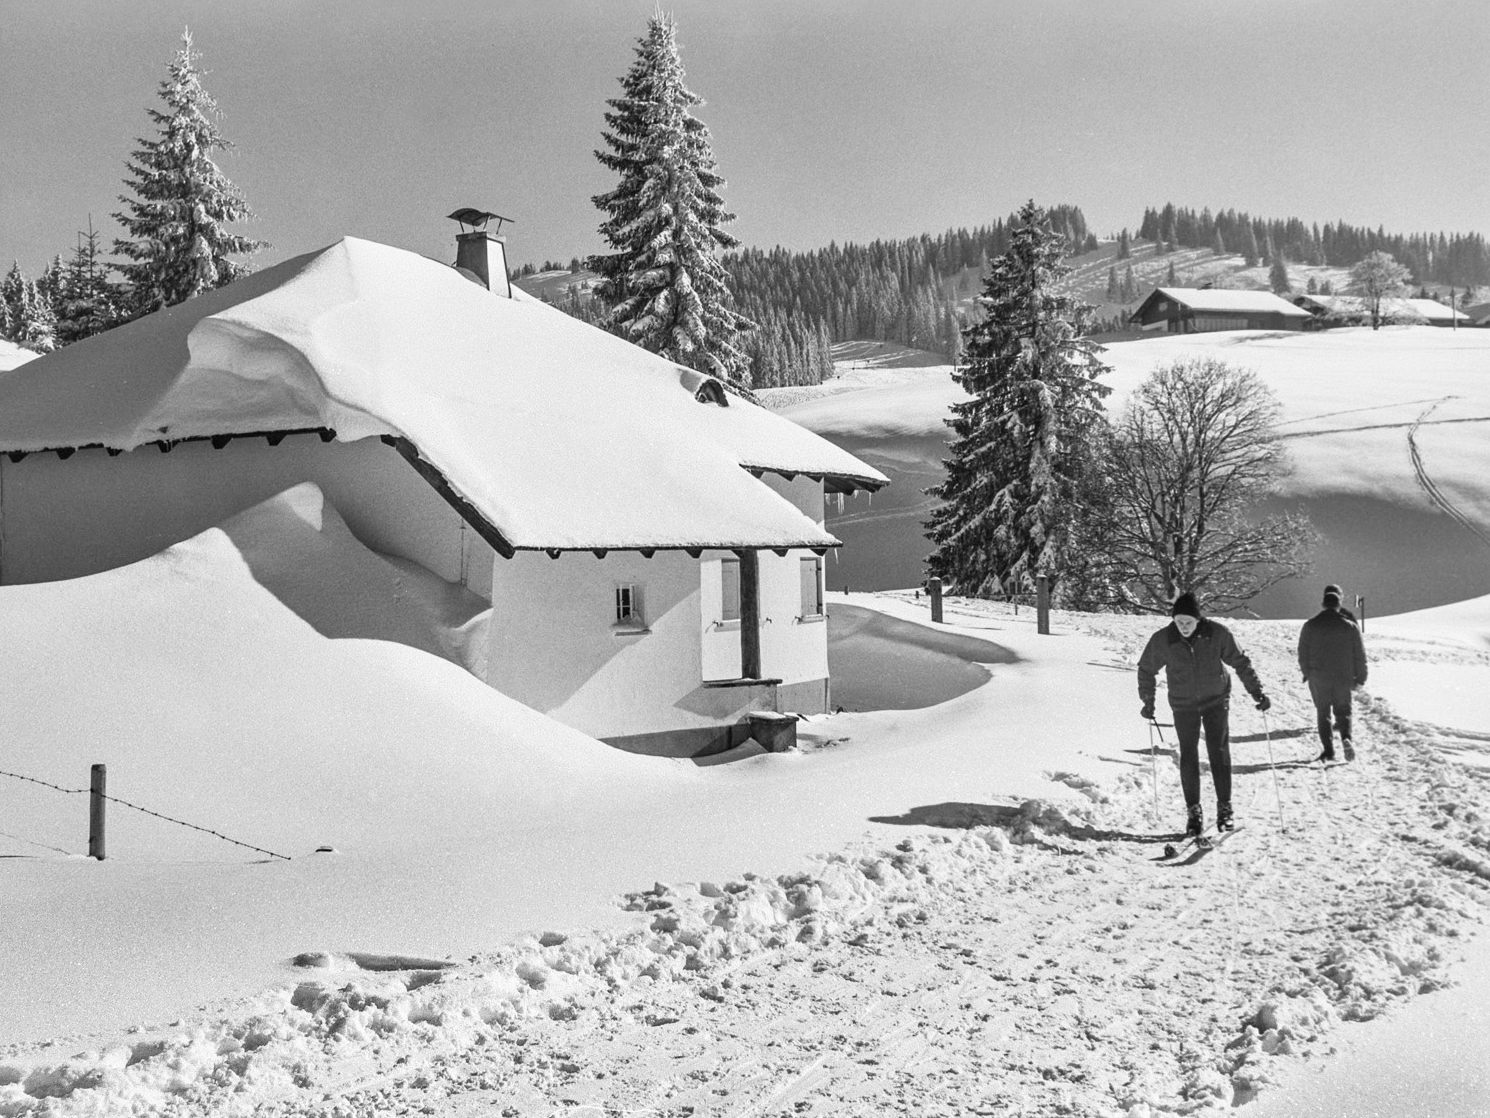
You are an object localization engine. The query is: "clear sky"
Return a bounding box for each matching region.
[3,0,1487,277]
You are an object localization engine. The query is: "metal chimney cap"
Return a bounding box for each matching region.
[448,208,514,234]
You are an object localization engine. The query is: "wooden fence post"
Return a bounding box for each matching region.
[1036,575,1051,635]
[88,763,106,861]
[929,577,943,624]
[1357,595,1366,633]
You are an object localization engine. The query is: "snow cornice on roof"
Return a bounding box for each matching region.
[0,237,885,554]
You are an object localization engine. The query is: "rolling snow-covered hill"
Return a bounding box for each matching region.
[770,326,1490,618]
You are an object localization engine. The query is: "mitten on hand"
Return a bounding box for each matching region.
[1140,704,1155,721]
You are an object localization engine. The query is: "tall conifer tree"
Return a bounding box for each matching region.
[925,202,1111,600]
[588,12,754,387]
[113,28,263,318]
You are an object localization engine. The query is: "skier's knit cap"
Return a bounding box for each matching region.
[1171,592,1202,619]
[1323,591,1342,609]
[1324,583,1343,598]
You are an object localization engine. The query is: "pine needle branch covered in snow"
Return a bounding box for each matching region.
[112,28,264,319]
[588,11,755,388]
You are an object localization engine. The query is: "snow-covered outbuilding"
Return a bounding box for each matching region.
[1292,293,1472,328]
[1129,287,1312,334]
[0,234,887,756]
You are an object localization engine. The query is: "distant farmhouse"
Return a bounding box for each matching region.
[1467,301,1490,328]
[1292,293,1472,329]
[1129,287,1311,334]
[0,228,887,757]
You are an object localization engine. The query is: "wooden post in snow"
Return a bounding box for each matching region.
[88,763,106,861]
[1357,595,1367,633]
[929,577,943,624]
[1036,575,1051,635]
[739,550,762,679]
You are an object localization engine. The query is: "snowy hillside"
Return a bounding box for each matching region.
[769,327,1490,617]
[0,337,36,372]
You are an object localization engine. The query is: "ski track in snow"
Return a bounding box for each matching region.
[1405,400,1490,554]
[3,605,1489,1117]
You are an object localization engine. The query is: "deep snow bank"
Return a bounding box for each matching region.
[0,525,689,1041]
[218,482,491,671]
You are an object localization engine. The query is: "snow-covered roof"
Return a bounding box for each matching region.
[1144,287,1312,317]
[0,238,886,553]
[1293,294,1470,322]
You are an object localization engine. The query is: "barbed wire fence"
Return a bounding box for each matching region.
[0,765,292,862]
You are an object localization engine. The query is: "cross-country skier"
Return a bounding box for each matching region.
[1138,592,1271,838]
[1298,587,1368,762]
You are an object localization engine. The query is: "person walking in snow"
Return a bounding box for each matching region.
[1298,587,1368,763]
[1138,592,1271,838]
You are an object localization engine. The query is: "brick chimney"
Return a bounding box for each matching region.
[449,209,514,297]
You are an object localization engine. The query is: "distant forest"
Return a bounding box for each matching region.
[526,202,1489,390]
[531,205,1095,389]
[1138,202,1490,287]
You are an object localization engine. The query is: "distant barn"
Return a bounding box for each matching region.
[1129,287,1311,334]
[1293,293,1472,329]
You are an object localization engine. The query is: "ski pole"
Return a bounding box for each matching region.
[1263,709,1286,831]
[1147,719,1161,820]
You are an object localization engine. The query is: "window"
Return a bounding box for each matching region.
[720,558,741,622]
[615,584,644,627]
[799,557,824,619]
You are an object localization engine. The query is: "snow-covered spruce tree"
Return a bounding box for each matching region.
[924,201,1111,601]
[1,262,58,352]
[113,28,263,318]
[588,12,754,387]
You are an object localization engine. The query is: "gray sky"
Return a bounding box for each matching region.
[3,0,1487,276]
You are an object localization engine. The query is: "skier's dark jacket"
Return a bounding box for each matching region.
[1298,608,1368,686]
[1137,618,1264,712]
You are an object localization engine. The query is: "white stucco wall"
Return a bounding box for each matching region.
[486,533,832,742]
[487,550,716,739]
[0,434,492,597]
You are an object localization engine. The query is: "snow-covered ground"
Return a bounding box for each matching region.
[3,326,1490,1115]
[2,507,1489,1114]
[0,337,36,372]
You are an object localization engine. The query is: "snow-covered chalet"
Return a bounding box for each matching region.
[1129,287,1311,334]
[0,230,887,756]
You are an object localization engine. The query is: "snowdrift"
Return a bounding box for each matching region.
[0,518,693,1039]
[218,482,491,672]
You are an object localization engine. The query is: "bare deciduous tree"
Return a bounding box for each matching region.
[1072,358,1312,613]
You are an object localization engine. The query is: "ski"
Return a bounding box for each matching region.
[1157,823,1243,864]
